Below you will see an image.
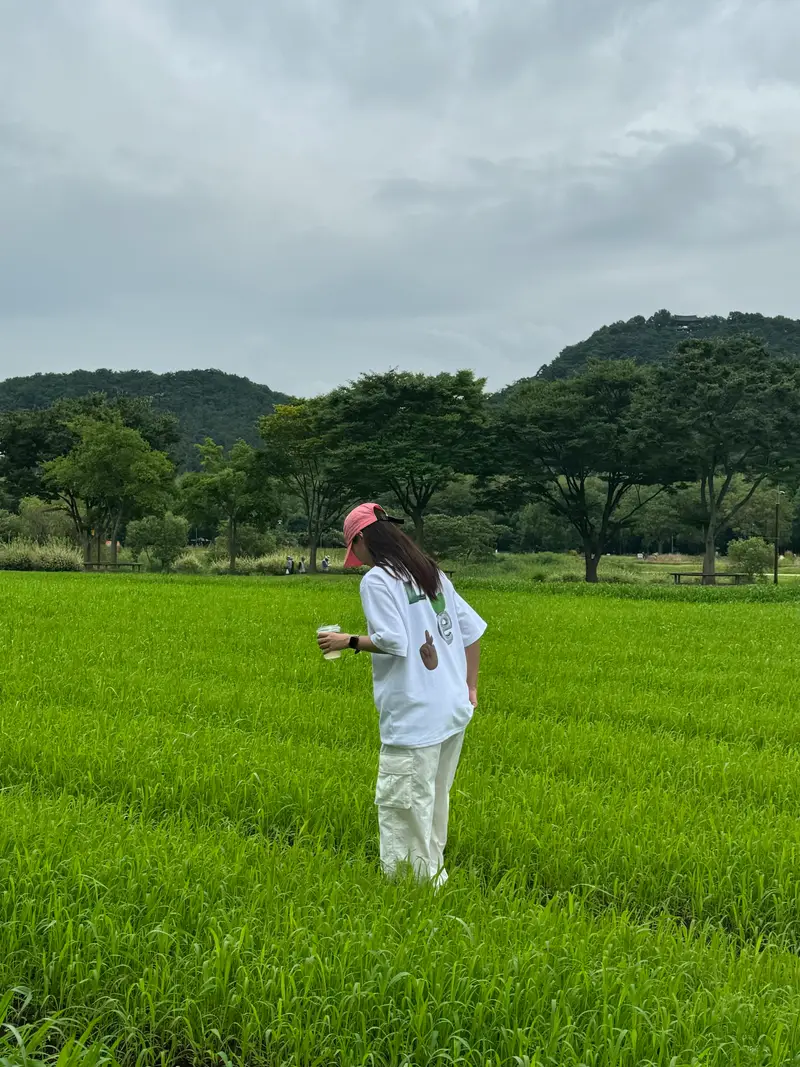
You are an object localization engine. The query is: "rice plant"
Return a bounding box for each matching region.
[3,572,800,1064]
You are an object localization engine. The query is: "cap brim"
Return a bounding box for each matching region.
[344,543,363,568]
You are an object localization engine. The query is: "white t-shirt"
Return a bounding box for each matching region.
[359,567,487,748]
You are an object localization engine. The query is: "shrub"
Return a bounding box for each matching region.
[531,552,562,567]
[210,556,260,576]
[0,539,82,572]
[36,542,84,572]
[727,537,773,580]
[173,552,206,574]
[0,540,37,571]
[252,554,287,576]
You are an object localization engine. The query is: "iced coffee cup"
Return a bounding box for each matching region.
[317,624,342,660]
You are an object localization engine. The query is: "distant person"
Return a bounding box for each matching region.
[321,556,331,573]
[298,558,307,574]
[316,503,486,888]
[285,555,294,575]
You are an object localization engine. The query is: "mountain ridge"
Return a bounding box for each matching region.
[0,368,294,470]
[537,310,800,380]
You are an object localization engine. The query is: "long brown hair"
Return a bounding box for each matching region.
[361,519,441,599]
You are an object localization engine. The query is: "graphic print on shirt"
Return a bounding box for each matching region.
[404,583,454,645]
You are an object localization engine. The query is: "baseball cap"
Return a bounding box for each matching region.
[343,503,404,568]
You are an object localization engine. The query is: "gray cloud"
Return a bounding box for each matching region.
[1,0,799,394]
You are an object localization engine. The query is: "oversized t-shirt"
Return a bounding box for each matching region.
[359,567,487,748]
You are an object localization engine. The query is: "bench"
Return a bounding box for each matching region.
[670,571,752,586]
[84,562,143,573]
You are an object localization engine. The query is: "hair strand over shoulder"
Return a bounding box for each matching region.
[361,520,441,599]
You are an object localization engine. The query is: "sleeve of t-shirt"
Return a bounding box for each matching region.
[359,575,409,657]
[452,588,487,646]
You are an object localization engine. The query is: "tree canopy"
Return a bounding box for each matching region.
[6,319,800,581]
[179,439,277,573]
[259,400,352,572]
[327,370,486,546]
[43,418,175,563]
[0,393,178,506]
[127,512,190,571]
[645,336,800,580]
[491,360,679,581]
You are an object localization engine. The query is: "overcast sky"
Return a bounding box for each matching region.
[2,0,799,396]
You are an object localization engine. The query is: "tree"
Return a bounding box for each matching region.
[43,418,175,564]
[648,337,800,582]
[210,523,277,560]
[0,405,75,504]
[514,501,581,553]
[790,490,800,554]
[727,537,773,581]
[180,439,276,573]
[12,496,74,544]
[629,486,700,554]
[326,370,487,546]
[258,400,352,572]
[0,510,19,542]
[126,513,189,571]
[425,514,499,562]
[0,394,178,507]
[728,478,793,544]
[492,360,676,582]
[427,475,478,517]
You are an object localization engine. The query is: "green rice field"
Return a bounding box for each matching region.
[3,572,800,1065]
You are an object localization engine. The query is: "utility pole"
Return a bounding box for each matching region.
[774,489,785,585]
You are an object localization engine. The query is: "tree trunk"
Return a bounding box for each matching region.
[412,510,425,547]
[309,534,318,574]
[702,527,716,585]
[95,529,103,568]
[584,545,600,583]
[228,517,237,574]
[110,516,121,565]
[82,533,92,565]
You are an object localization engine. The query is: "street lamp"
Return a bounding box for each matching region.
[774,489,786,586]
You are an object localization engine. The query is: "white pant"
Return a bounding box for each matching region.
[374,730,465,885]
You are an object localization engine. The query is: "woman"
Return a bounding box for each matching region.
[317,503,486,886]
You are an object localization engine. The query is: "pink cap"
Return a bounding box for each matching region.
[343,503,403,568]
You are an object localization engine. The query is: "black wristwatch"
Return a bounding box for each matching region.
[349,635,361,654]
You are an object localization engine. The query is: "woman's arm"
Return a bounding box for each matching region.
[353,635,389,654]
[316,631,392,655]
[465,639,480,707]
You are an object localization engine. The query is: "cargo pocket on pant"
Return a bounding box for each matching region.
[374,752,414,808]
